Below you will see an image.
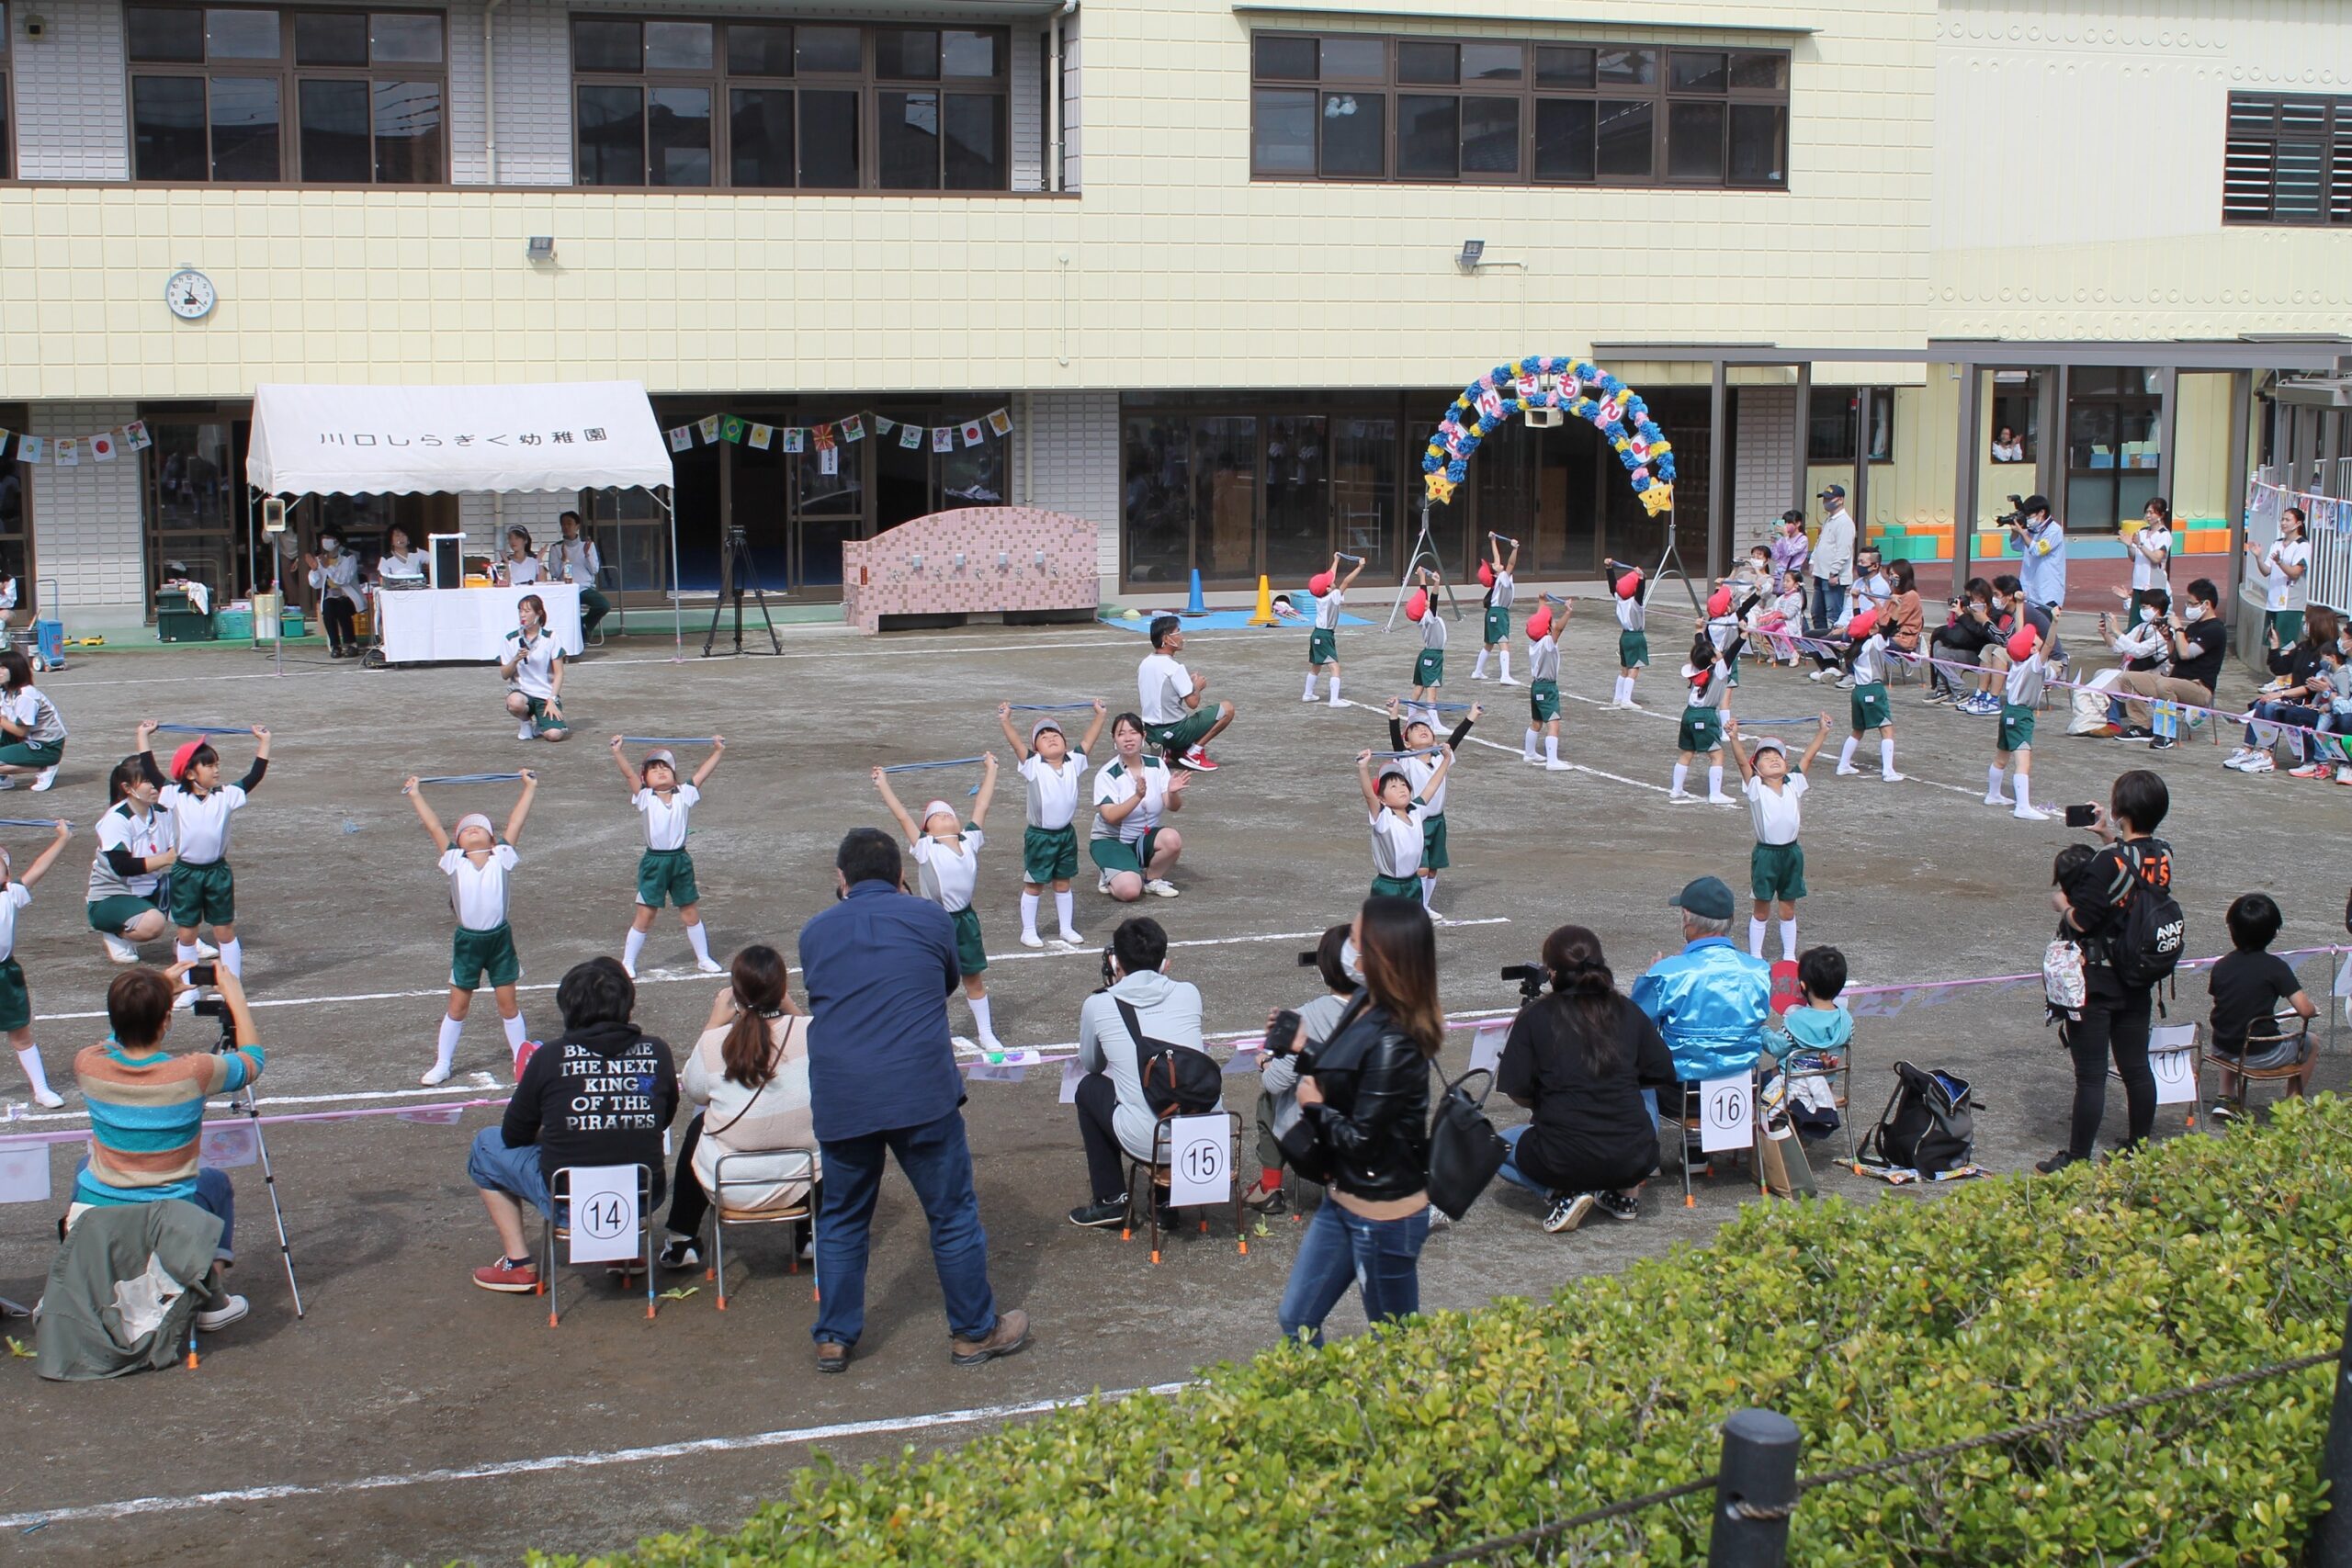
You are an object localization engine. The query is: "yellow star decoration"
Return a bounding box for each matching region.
[1425,472,1458,504]
[1639,482,1675,517]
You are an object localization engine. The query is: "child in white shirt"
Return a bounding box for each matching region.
[608,736,726,977]
[999,700,1108,947]
[1987,622,2058,820]
[1724,715,1828,962]
[405,772,537,1087]
[1302,552,1367,705]
[876,756,1004,1052]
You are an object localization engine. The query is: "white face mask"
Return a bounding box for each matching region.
[2184,604,2206,623]
[2138,607,2157,624]
[321,539,339,554]
[1340,938,1363,982]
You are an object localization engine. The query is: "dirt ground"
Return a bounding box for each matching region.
[0,594,2343,1566]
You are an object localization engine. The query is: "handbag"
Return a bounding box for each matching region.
[1425,1065,1509,1221]
[2042,938,2086,1021]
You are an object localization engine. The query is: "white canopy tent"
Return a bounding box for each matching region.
[244,379,681,649]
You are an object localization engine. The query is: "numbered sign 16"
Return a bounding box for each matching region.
[1700,1074,1754,1154]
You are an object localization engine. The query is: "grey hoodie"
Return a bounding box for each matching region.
[1078,967,1205,1161]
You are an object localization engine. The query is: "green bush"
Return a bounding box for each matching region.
[548,1098,2352,1567]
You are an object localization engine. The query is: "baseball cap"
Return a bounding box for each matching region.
[1525,604,1555,642]
[1029,717,1065,745]
[1406,588,1430,622]
[1669,875,1736,921]
[1818,483,1847,502]
[454,812,494,840]
[1308,570,1334,597]
[1706,585,1734,618]
[1750,736,1788,758]
[168,737,208,781]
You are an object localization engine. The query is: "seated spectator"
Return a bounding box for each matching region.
[1779,946,1854,1064]
[71,963,262,1334]
[2227,606,2340,775]
[2205,893,2316,1114]
[2075,589,2171,735]
[1631,876,1773,1128]
[1248,923,1354,1215]
[657,944,819,1271]
[2112,577,2227,749]
[1924,579,1997,706]
[1068,916,1204,1228]
[1881,559,1925,656]
[1495,925,1675,1233]
[2315,628,2352,784]
[468,957,679,1292]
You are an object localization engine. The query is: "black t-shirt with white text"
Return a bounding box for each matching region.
[501,1021,681,1205]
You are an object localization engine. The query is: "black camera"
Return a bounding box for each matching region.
[1500,963,1548,1002]
[1296,949,1320,968]
[1101,948,1117,988]
[1994,493,2027,527]
[192,996,231,1021]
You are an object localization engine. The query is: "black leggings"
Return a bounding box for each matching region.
[662,1111,816,1245]
[2063,988,2155,1158]
[320,596,357,651]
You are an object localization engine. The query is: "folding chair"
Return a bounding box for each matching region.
[2200,1015,2315,1121]
[1662,1079,1737,1209]
[1777,1038,1858,1170]
[584,564,623,647]
[541,1164,655,1326]
[1121,1110,1247,1264]
[706,1148,820,1311]
[2129,1021,2202,1133]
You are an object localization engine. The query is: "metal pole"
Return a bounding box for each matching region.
[1849,384,1871,559]
[1954,363,1982,594]
[2154,365,2179,512]
[2225,369,2254,592]
[1707,1408,1800,1568]
[662,484,682,654]
[1790,361,1813,520]
[1707,358,1729,582]
[2313,1296,2352,1568]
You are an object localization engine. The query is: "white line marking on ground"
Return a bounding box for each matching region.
[43,667,340,691]
[28,919,1510,1025]
[0,1382,1195,1532]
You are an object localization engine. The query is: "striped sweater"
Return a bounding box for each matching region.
[73,1040,264,1206]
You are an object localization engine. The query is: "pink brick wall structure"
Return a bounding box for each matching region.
[842,509,1099,635]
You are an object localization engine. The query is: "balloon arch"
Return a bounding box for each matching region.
[1419,356,1677,519]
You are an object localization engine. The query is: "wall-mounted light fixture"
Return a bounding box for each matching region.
[526,235,556,263]
[1454,239,1485,272]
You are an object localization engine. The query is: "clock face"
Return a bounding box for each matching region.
[165,269,216,321]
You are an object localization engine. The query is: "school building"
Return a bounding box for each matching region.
[0,0,2347,631]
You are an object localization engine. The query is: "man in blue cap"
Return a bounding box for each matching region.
[1632,875,1774,1126]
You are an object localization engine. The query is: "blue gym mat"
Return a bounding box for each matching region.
[1098,607,1375,632]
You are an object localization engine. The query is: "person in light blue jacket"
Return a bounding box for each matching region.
[1631,875,1774,1126]
[2012,494,2068,616]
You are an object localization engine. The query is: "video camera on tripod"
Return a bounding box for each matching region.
[1499,963,1548,1003]
[186,964,305,1320]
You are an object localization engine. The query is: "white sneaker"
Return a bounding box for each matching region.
[1881,771,1905,783]
[1984,794,2011,807]
[1808,670,1829,682]
[1470,671,1491,681]
[1144,878,1181,897]
[2013,804,2052,821]
[1668,791,1698,804]
[1057,928,1085,945]
[1097,870,1114,894]
[30,1087,62,1109]
[1834,676,1856,692]
[420,1061,453,1087]
[195,1293,249,1332]
[621,958,637,978]
[1544,760,1573,772]
[30,766,57,792]
[0,778,16,791]
[1708,794,1738,807]
[1498,677,1521,687]
[1301,692,1320,703]
[173,988,198,1010]
[195,941,220,960]
[1523,753,1543,765]
[694,954,724,975]
[101,933,141,964]
[1835,764,1862,776]
[2240,752,2276,774]
[516,722,535,741]
[1018,931,1045,949]
[2221,749,2253,770]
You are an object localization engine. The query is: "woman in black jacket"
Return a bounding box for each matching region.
[1276,895,1441,1346]
[1925,577,1996,705]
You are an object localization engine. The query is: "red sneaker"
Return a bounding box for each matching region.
[1179,746,1220,772]
[472,1256,539,1293]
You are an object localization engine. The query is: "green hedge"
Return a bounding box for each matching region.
[548,1098,2352,1567]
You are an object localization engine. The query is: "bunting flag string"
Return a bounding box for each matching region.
[0,420,153,467]
[656,406,1014,459]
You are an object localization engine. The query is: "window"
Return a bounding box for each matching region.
[1249,31,1788,188]
[0,5,12,178]
[126,6,444,183]
[2224,93,2352,225]
[571,18,1008,190]
[1806,388,1894,464]
[2064,368,2162,533]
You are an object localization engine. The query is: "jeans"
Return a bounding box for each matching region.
[812,1108,999,1348]
[1276,1197,1430,1347]
[1496,1123,1546,1195]
[74,1160,235,1261]
[1809,578,1846,636]
[467,1126,553,1220]
[2245,700,2322,763]
[2063,988,2155,1157]
[1074,1071,1130,1203]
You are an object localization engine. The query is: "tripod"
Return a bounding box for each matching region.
[186,1001,302,1367]
[701,525,783,658]
[1646,521,1704,616]
[1383,501,1469,632]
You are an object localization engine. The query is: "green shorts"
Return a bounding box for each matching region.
[452,921,521,991]
[1726,651,1742,688]
[1371,873,1421,900]
[1849,682,1892,733]
[1420,812,1450,872]
[88,894,160,935]
[1089,829,1163,877]
[1750,840,1807,903]
[1022,823,1080,885]
[524,695,567,735]
[1619,629,1650,670]
[2268,609,2305,649]
[1145,710,1218,755]
[1998,702,2037,754]
[1413,649,1444,688]
[1308,628,1338,667]
[0,956,28,1032]
[952,906,988,976]
[169,860,234,929]
[1529,679,1561,723]
[1679,706,1724,754]
[1483,605,1510,646]
[0,738,61,769]
[635,847,700,908]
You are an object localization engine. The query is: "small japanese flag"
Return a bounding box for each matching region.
[960,420,985,448]
[90,431,118,462]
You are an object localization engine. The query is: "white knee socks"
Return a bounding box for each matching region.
[1985,763,2009,804]
[1523,728,1541,761]
[967,993,1001,1050]
[1302,672,1318,700]
[684,920,714,964]
[502,1011,528,1054]
[1838,737,1860,771]
[623,927,648,972]
[1780,919,1798,961]
[1671,761,1690,796]
[219,938,243,978]
[1748,918,1768,958]
[175,941,199,966]
[1020,891,1041,940]
[1419,874,1436,910]
[16,1044,59,1106]
[1544,735,1562,763]
[1473,649,1490,678]
[1612,675,1633,705]
[434,1013,463,1073]
[2013,773,2034,810]
[1708,765,1725,799]
[1498,648,1514,682]
[1880,739,1898,777]
[1054,889,1078,941]
[1328,676,1342,705]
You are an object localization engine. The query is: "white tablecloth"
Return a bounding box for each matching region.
[377,584,583,664]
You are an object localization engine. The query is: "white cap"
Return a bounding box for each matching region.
[1029,717,1065,745]
[642,749,676,770]
[455,812,495,840]
[1750,736,1788,757]
[922,799,957,829]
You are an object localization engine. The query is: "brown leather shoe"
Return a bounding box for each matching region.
[950,1308,1032,1367]
[815,1341,852,1375]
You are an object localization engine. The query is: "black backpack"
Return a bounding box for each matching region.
[1118,999,1223,1118]
[2107,840,2184,996]
[1857,1061,1973,1176]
